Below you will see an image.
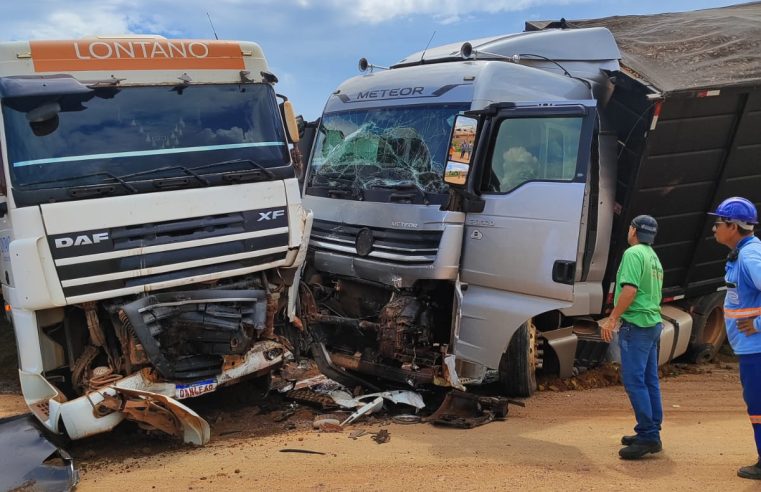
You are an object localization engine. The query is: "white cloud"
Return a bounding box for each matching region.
[315,0,591,24]
[11,11,131,40]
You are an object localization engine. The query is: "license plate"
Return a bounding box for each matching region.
[175,378,217,399]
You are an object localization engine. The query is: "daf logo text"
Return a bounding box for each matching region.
[54,232,110,248]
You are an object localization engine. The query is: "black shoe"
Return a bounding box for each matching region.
[621,435,636,446]
[737,462,761,480]
[619,440,662,460]
[621,435,662,446]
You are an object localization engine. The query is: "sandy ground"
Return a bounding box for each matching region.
[1,321,756,491]
[2,365,757,491]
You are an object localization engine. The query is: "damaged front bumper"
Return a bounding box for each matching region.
[20,339,289,445]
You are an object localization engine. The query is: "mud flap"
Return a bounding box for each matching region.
[97,387,210,445]
[0,413,79,491]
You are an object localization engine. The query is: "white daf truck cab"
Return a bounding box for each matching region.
[0,36,312,444]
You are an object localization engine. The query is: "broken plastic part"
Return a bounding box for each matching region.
[0,414,79,491]
[341,396,384,426]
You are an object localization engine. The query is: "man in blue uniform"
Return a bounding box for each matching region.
[710,196,761,480]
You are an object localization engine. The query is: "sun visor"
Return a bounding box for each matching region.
[0,75,93,98]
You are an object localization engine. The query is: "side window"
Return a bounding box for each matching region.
[485,117,582,192]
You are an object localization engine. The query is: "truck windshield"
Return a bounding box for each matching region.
[2,84,290,205]
[306,104,469,198]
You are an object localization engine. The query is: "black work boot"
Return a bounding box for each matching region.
[621,435,662,446]
[737,461,761,480]
[621,435,637,446]
[619,440,662,460]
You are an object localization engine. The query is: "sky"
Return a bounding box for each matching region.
[0,0,747,120]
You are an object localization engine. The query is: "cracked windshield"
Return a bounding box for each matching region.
[307,104,469,199]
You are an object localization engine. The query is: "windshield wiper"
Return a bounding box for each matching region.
[367,181,430,205]
[190,159,276,183]
[118,165,210,188]
[19,171,137,193]
[308,172,364,200]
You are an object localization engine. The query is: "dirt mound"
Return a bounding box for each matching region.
[536,361,719,392]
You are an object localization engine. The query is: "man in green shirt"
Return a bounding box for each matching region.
[601,215,664,460]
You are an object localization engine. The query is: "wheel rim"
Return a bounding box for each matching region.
[528,319,538,371]
[701,307,725,347]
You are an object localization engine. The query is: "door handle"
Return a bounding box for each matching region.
[552,260,576,285]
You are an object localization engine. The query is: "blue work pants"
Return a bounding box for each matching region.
[619,321,663,443]
[739,352,761,460]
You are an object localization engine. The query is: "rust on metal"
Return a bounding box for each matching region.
[426,390,516,429]
[88,366,123,391]
[263,293,278,338]
[286,388,338,410]
[95,393,181,437]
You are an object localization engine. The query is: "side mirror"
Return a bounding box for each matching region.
[443,115,478,187]
[280,100,301,144]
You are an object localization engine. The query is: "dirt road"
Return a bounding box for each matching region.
[1,363,755,491]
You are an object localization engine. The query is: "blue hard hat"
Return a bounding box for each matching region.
[708,197,758,224]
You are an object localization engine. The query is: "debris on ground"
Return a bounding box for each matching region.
[349,429,368,440]
[426,390,516,429]
[371,429,391,444]
[313,413,346,432]
[273,405,297,422]
[279,449,326,455]
[330,390,426,411]
[341,396,384,426]
[285,388,338,410]
[392,414,422,425]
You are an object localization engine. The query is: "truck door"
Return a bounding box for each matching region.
[455,105,596,368]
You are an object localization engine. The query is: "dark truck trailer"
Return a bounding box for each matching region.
[528,2,761,362]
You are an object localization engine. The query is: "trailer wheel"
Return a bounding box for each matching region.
[498,320,537,397]
[688,293,727,363]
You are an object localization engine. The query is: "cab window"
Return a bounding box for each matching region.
[483,117,583,193]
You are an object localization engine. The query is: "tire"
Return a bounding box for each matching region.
[687,292,727,364]
[498,321,537,397]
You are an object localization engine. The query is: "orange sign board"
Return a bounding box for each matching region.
[29,39,245,72]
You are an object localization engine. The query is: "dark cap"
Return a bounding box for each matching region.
[631,215,658,244]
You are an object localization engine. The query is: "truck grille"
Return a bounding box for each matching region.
[310,219,441,264]
[48,207,291,299]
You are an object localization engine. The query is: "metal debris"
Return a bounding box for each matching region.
[371,429,391,444]
[349,429,368,440]
[392,414,422,424]
[330,390,425,411]
[273,405,297,422]
[426,390,518,429]
[286,388,338,410]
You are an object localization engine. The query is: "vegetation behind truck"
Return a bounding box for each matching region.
[0,36,312,444]
[297,5,761,396]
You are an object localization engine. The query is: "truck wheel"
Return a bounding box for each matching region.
[688,293,727,363]
[498,320,537,397]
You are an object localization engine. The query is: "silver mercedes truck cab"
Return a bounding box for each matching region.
[298,8,761,396]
